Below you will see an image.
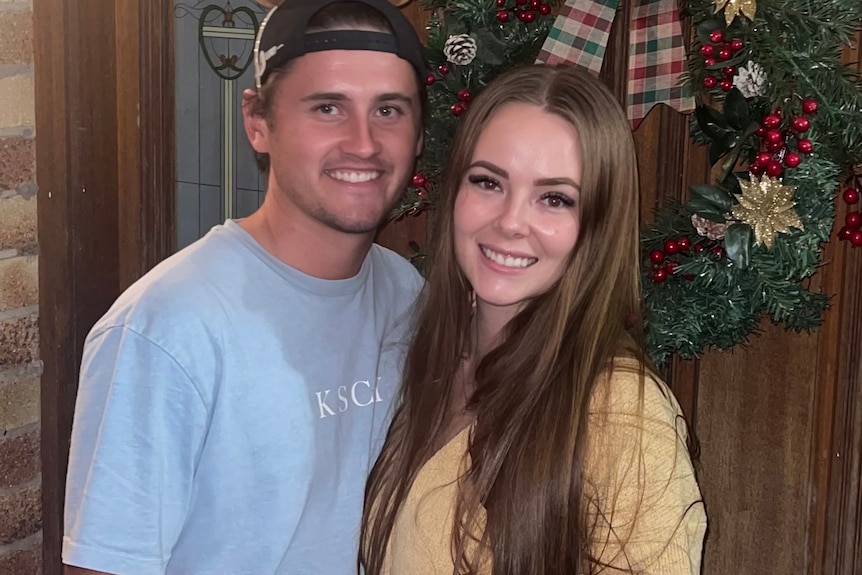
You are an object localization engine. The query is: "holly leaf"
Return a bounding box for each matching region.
[422,46,443,65]
[718,146,744,181]
[473,29,506,66]
[724,223,752,269]
[724,88,750,131]
[445,18,468,36]
[695,104,733,142]
[688,198,727,223]
[690,184,733,211]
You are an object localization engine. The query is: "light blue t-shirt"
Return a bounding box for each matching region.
[63,220,423,575]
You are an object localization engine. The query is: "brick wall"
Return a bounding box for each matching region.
[0,0,42,572]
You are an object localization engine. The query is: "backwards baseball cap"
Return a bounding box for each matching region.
[253,0,427,89]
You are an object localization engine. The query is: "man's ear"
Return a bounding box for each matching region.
[242,88,270,154]
[415,129,424,158]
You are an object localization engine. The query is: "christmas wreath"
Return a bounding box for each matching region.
[393,0,862,366]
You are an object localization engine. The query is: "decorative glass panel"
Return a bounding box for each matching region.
[173,0,270,250]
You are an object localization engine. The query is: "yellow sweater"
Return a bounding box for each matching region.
[384,369,707,574]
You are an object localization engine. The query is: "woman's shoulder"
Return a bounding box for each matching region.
[587,356,691,454]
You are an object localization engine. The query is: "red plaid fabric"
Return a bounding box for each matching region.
[627,0,695,129]
[536,0,619,75]
[536,0,695,130]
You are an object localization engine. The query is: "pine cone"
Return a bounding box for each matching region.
[443,34,478,66]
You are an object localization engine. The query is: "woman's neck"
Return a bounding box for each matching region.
[473,303,518,358]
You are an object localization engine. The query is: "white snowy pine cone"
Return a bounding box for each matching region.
[443,34,478,66]
[733,61,767,99]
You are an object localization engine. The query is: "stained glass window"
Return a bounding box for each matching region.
[173,0,269,250]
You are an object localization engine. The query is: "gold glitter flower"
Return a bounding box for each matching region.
[715,0,756,25]
[731,175,803,248]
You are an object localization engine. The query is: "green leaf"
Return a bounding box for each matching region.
[473,30,506,66]
[695,19,725,45]
[422,46,443,65]
[724,223,752,269]
[709,140,728,164]
[724,88,750,130]
[446,18,468,36]
[690,184,733,210]
[688,198,727,223]
[719,146,743,181]
[695,105,732,141]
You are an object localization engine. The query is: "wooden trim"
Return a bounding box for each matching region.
[36,0,123,568]
[36,1,175,571]
[34,0,73,571]
[117,0,176,290]
[138,0,176,282]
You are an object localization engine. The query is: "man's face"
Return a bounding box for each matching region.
[244,49,423,235]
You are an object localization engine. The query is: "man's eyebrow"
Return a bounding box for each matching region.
[299,92,416,104]
[376,92,414,104]
[300,92,349,102]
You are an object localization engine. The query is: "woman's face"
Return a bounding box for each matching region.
[453,103,583,318]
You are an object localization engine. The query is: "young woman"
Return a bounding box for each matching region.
[361,64,707,575]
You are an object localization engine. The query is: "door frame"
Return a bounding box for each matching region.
[34,0,174,571]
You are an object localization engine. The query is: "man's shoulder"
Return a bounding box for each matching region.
[90,228,246,340]
[368,243,424,294]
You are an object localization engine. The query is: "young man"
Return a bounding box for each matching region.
[62,1,426,573]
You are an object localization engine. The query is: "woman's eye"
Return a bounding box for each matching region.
[467,174,500,190]
[542,192,576,208]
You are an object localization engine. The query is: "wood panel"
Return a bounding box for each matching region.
[815,33,862,575]
[36,1,174,572]
[36,0,122,570]
[116,0,176,291]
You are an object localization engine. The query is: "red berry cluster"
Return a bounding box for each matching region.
[425,63,450,88]
[450,88,472,117]
[648,237,700,283]
[425,65,473,117]
[699,29,745,93]
[411,173,429,198]
[495,0,551,23]
[837,182,862,247]
[749,101,817,177]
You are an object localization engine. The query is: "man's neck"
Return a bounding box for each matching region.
[238,197,374,281]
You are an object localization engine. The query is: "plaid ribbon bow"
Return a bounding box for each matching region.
[536,0,695,130]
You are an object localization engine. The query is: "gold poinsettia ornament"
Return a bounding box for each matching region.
[714,0,757,26]
[731,175,803,248]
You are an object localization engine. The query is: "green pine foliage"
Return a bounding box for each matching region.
[396,0,862,367]
[644,0,862,365]
[395,0,557,219]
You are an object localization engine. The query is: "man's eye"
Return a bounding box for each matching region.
[315,104,337,114]
[378,106,402,117]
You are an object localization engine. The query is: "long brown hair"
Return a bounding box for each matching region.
[362,64,648,574]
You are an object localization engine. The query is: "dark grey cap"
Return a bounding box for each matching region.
[253,0,427,89]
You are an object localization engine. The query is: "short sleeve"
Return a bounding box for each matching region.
[63,326,210,575]
[584,367,707,574]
